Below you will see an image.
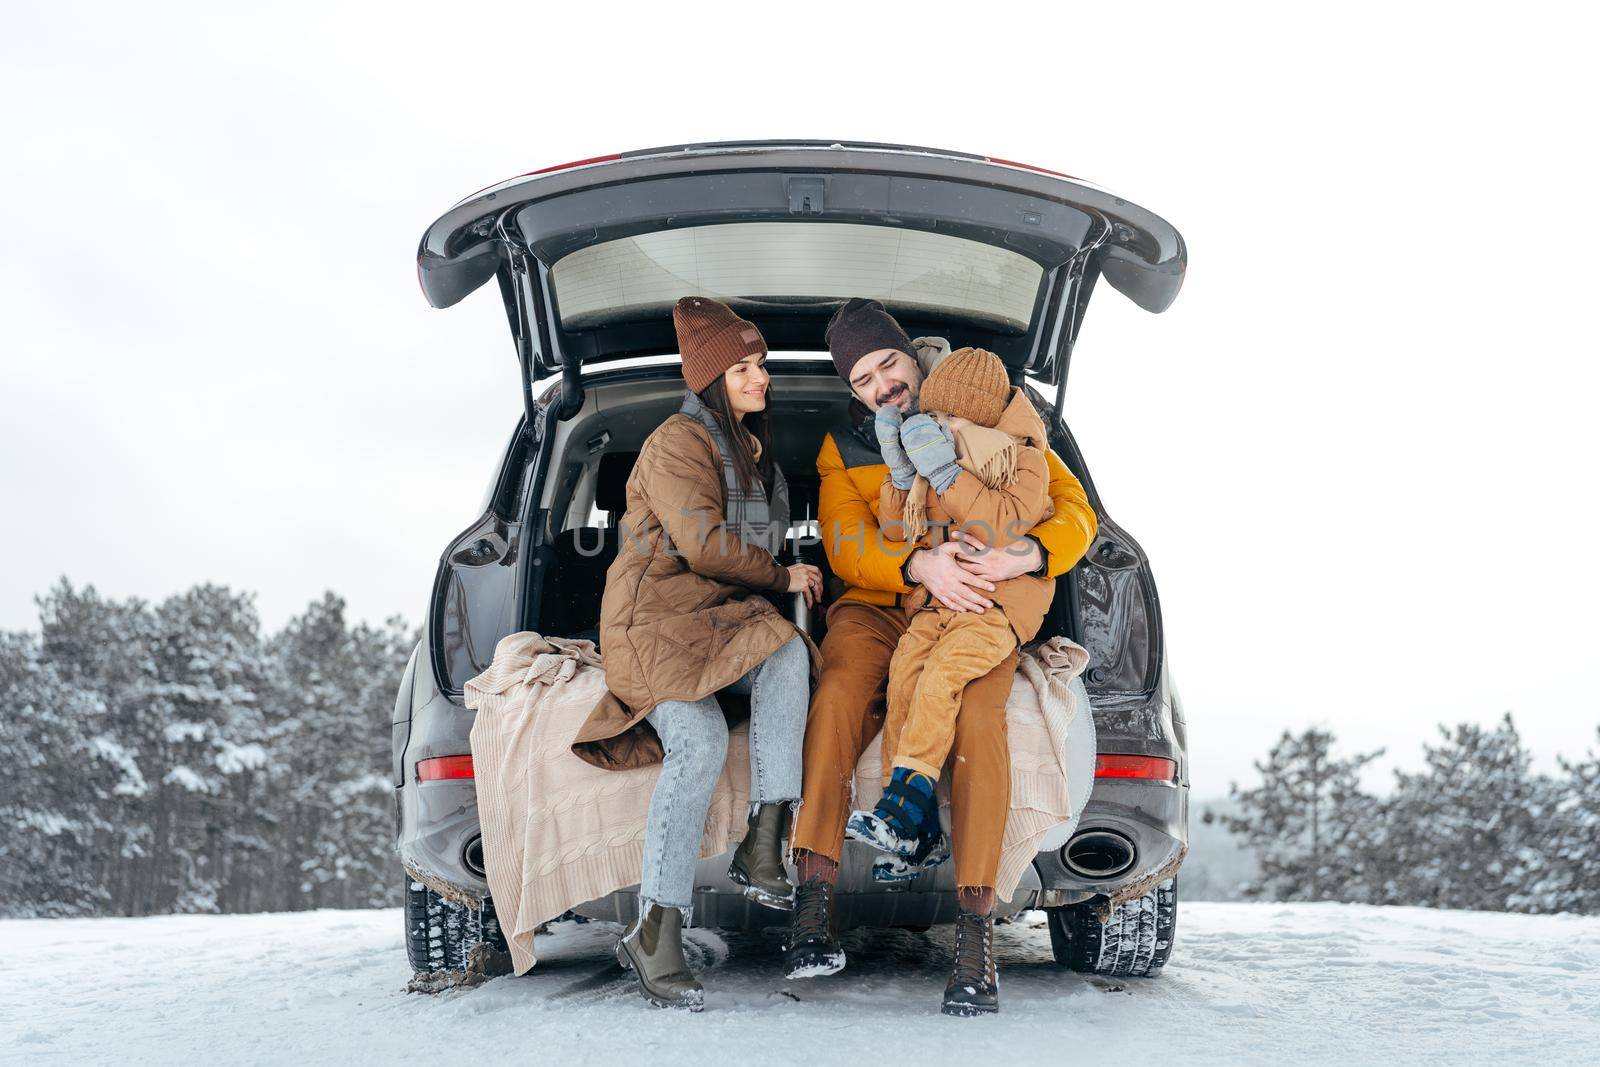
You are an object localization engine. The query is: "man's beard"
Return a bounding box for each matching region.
[877,382,914,409]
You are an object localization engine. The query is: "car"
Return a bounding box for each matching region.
[394,140,1189,980]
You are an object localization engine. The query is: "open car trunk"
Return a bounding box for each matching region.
[416,141,1186,398]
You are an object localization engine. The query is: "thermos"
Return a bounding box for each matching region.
[789,591,810,635]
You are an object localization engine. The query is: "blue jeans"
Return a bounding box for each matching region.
[640,635,808,913]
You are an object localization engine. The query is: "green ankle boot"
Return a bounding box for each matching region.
[727,803,795,910]
[615,903,704,1011]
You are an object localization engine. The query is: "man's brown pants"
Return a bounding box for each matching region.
[790,599,1014,890]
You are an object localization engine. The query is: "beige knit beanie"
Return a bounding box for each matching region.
[916,347,1010,428]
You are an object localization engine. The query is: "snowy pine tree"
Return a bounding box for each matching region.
[1512,727,1600,914]
[145,585,273,913]
[1374,714,1556,912]
[332,613,413,908]
[264,594,411,910]
[0,629,141,917]
[1214,728,1385,901]
[34,580,166,915]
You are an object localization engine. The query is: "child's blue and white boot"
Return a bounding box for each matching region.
[871,828,951,883]
[845,768,937,858]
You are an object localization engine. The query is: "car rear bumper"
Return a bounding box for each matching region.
[1032,777,1188,905]
[399,788,1183,929]
[398,776,489,907]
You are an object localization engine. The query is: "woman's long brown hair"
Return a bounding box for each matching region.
[695,375,774,497]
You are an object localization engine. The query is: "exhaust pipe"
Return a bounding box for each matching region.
[1062,829,1137,880]
[462,835,487,877]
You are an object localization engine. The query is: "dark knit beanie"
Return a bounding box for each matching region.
[824,298,914,382]
[673,296,768,393]
[917,347,1011,428]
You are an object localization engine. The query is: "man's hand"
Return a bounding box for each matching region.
[955,530,1044,583]
[907,541,995,613]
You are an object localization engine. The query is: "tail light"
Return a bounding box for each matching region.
[1094,754,1177,781]
[416,754,475,782]
[524,153,622,176]
[454,154,625,206]
[985,156,1082,181]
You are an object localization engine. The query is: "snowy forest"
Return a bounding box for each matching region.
[3,579,1597,920]
[1209,722,1600,914]
[0,580,412,918]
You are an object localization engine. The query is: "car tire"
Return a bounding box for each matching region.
[1046,879,1176,977]
[404,880,509,973]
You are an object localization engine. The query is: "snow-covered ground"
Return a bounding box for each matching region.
[3,903,1597,1065]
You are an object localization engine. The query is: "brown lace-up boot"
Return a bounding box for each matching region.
[942,910,999,1016]
[784,875,845,978]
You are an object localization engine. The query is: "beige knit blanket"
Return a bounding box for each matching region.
[464,631,1089,974]
[465,634,751,975]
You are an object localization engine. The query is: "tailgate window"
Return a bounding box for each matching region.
[549,222,1043,333]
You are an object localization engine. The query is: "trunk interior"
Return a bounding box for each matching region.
[526,364,1082,649]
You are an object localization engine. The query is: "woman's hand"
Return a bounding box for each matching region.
[786,562,824,608]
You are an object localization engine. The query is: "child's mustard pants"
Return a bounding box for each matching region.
[884,606,1018,782]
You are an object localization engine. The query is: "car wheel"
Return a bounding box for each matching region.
[404,880,509,973]
[1046,879,1176,977]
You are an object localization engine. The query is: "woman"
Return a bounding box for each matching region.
[572,296,823,1011]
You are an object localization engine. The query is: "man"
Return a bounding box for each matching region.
[785,298,1098,1016]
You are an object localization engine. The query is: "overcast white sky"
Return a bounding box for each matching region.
[3,2,1596,793]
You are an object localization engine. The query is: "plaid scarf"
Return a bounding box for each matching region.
[679,391,790,555]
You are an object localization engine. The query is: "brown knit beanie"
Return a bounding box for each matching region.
[917,347,1011,428]
[824,298,914,381]
[673,296,768,393]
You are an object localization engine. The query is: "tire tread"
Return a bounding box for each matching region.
[1046,879,1177,977]
[404,880,508,972]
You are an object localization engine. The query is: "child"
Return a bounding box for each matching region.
[846,347,1056,863]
